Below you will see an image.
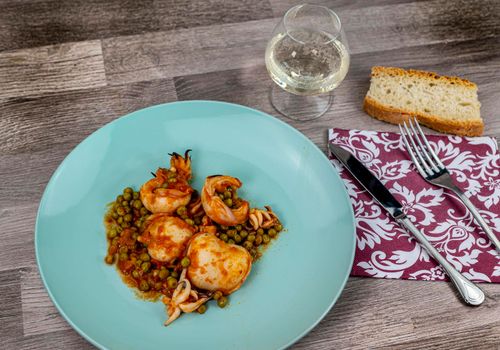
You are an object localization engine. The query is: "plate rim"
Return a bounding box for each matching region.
[35,100,356,350]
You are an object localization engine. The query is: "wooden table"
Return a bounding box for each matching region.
[1,0,499,348]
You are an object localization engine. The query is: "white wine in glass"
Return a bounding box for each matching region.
[265,4,350,121]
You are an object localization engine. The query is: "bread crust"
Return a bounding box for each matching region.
[371,66,477,89]
[363,96,484,137]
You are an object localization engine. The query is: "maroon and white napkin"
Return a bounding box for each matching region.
[329,128,500,283]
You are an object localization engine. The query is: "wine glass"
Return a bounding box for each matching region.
[265,4,350,121]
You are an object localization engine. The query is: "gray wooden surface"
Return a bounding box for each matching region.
[1,0,499,349]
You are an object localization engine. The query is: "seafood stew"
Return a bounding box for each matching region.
[103,150,284,326]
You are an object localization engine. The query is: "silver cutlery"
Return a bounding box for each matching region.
[399,119,500,253]
[329,143,485,306]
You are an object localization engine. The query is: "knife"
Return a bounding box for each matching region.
[328,142,485,306]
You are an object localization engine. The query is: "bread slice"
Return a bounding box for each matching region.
[363,66,483,136]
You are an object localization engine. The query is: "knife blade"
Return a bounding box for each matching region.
[328,143,404,219]
[328,142,485,306]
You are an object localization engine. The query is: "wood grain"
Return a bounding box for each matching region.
[103,0,499,86]
[291,278,500,349]
[0,0,499,349]
[0,270,23,348]
[0,41,106,100]
[0,0,273,51]
[0,205,36,272]
[102,19,278,85]
[0,79,177,155]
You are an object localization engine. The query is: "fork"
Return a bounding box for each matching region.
[399,119,500,253]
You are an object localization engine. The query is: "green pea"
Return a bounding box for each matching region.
[218,193,225,200]
[116,207,126,216]
[197,304,207,314]
[220,233,228,242]
[125,206,131,213]
[250,249,258,258]
[213,291,223,301]
[239,230,248,239]
[119,246,128,254]
[132,232,139,240]
[159,269,170,280]
[217,296,228,308]
[254,235,263,246]
[168,178,177,183]
[181,257,191,268]
[122,200,129,207]
[139,280,150,291]
[167,277,177,289]
[117,217,123,224]
[257,228,264,235]
[141,262,151,272]
[185,218,194,226]
[133,200,142,209]
[123,192,132,201]
[234,234,242,243]
[224,198,233,207]
[119,252,128,261]
[176,206,187,216]
[116,195,124,203]
[124,187,133,194]
[111,212,119,219]
[154,282,163,290]
[112,236,120,245]
[227,229,236,238]
[107,228,117,239]
[220,225,228,230]
[140,253,150,262]
[133,192,139,199]
[268,228,277,237]
[263,234,270,244]
[135,259,142,267]
[247,234,256,242]
[235,224,242,231]
[121,222,129,228]
[224,190,232,199]
[124,213,132,222]
[105,255,114,264]
[140,207,148,216]
[132,270,140,279]
[171,271,179,279]
[228,239,235,245]
[274,224,283,232]
[243,241,253,250]
[168,171,177,179]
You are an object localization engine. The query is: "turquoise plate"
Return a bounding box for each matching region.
[35,101,355,350]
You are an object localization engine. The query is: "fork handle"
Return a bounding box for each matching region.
[397,216,485,306]
[452,188,500,253]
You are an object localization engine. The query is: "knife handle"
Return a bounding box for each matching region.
[397,216,485,306]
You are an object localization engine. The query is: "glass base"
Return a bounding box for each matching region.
[269,84,333,121]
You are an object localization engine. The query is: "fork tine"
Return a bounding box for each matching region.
[402,121,434,176]
[414,119,445,168]
[409,119,441,173]
[399,124,428,177]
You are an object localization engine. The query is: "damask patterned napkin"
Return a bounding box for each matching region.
[328,128,500,283]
